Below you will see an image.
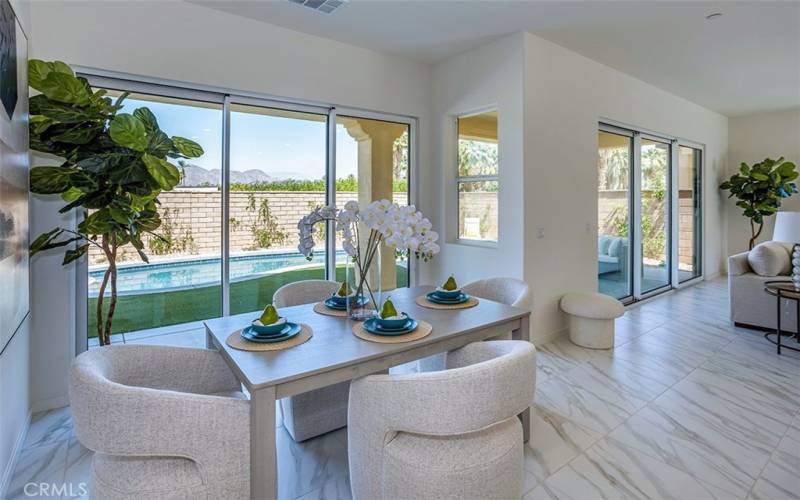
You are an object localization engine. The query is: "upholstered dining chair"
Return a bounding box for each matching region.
[348,340,536,500]
[70,345,249,500]
[273,279,349,441]
[420,277,531,371]
[462,277,531,340]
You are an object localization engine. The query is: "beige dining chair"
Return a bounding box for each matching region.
[273,279,350,441]
[70,345,250,499]
[349,340,536,500]
[420,277,531,371]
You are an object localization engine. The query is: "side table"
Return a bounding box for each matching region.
[764,280,800,354]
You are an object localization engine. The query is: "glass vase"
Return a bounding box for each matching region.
[346,243,382,321]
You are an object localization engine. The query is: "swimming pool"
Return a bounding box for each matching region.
[89,251,339,295]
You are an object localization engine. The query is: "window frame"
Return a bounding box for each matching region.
[74,70,418,353]
[597,120,705,306]
[455,109,499,245]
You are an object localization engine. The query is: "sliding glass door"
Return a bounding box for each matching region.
[597,124,702,303]
[80,75,416,348]
[86,90,224,342]
[228,104,329,315]
[678,145,702,282]
[597,129,633,300]
[639,137,671,294]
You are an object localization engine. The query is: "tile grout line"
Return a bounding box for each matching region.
[743,410,798,500]
[538,314,745,494]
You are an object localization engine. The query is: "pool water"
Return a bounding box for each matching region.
[89,251,337,294]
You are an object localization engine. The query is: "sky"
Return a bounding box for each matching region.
[121,97,360,180]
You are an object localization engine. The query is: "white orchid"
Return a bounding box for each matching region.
[298,200,439,270]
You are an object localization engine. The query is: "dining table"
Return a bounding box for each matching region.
[204,285,532,500]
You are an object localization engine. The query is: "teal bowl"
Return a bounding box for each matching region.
[434,287,462,299]
[377,313,409,329]
[329,294,351,306]
[251,317,287,335]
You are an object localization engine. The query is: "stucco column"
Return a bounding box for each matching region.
[341,118,406,290]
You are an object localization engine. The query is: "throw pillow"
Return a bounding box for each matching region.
[598,236,612,255]
[748,241,791,276]
[608,237,624,258]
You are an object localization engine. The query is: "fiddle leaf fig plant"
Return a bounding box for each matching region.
[27,59,204,346]
[720,157,798,250]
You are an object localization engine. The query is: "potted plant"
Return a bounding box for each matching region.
[27,60,204,345]
[720,157,798,250]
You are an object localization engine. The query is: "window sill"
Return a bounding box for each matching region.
[452,238,498,249]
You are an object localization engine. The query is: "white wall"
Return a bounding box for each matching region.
[521,33,728,342]
[726,108,800,255]
[26,0,433,408]
[0,0,32,495]
[429,34,525,285]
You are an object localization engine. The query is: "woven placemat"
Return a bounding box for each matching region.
[415,295,479,310]
[352,320,433,344]
[226,324,313,352]
[313,302,348,317]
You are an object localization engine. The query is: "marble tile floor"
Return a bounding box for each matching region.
[7,278,800,499]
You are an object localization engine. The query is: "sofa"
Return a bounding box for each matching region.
[598,235,629,275]
[728,241,798,333]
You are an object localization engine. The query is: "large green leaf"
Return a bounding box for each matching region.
[109,114,148,152]
[63,244,89,265]
[129,191,159,212]
[109,206,133,225]
[142,154,181,190]
[37,72,91,105]
[48,124,101,145]
[107,161,149,186]
[133,107,159,132]
[778,161,797,177]
[147,130,173,157]
[136,210,162,231]
[30,228,63,254]
[30,166,77,194]
[28,60,53,90]
[30,94,103,124]
[80,209,114,234]
[29,115,55,135]
[61,187,83,202]
[171,136,204,158]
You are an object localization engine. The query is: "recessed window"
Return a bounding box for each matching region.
[457,111,498,242]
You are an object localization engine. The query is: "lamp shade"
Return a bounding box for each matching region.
[772,212,800,243]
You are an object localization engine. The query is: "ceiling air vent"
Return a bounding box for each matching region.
[288,0,347,14]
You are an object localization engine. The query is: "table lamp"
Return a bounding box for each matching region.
[772,211,800,288]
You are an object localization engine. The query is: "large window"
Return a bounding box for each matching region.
[457,111,498,242]
[597,124,702,303]
[82,77,415,346]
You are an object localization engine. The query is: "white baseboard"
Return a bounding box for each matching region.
[31,395,70,414]
[0,410,32,499]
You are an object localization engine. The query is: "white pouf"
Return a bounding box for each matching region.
[560,292,625,349]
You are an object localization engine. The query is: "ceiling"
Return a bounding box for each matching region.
[191,1,800,117]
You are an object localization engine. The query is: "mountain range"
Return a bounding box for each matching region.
[178,163,278,186]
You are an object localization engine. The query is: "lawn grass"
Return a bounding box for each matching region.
[88,265,408,337]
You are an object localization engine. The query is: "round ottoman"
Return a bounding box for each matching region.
[560,292,624,349]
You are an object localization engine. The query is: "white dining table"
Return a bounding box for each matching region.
[204,285,532,500]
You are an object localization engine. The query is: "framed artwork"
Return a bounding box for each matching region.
[0,0,28,353]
